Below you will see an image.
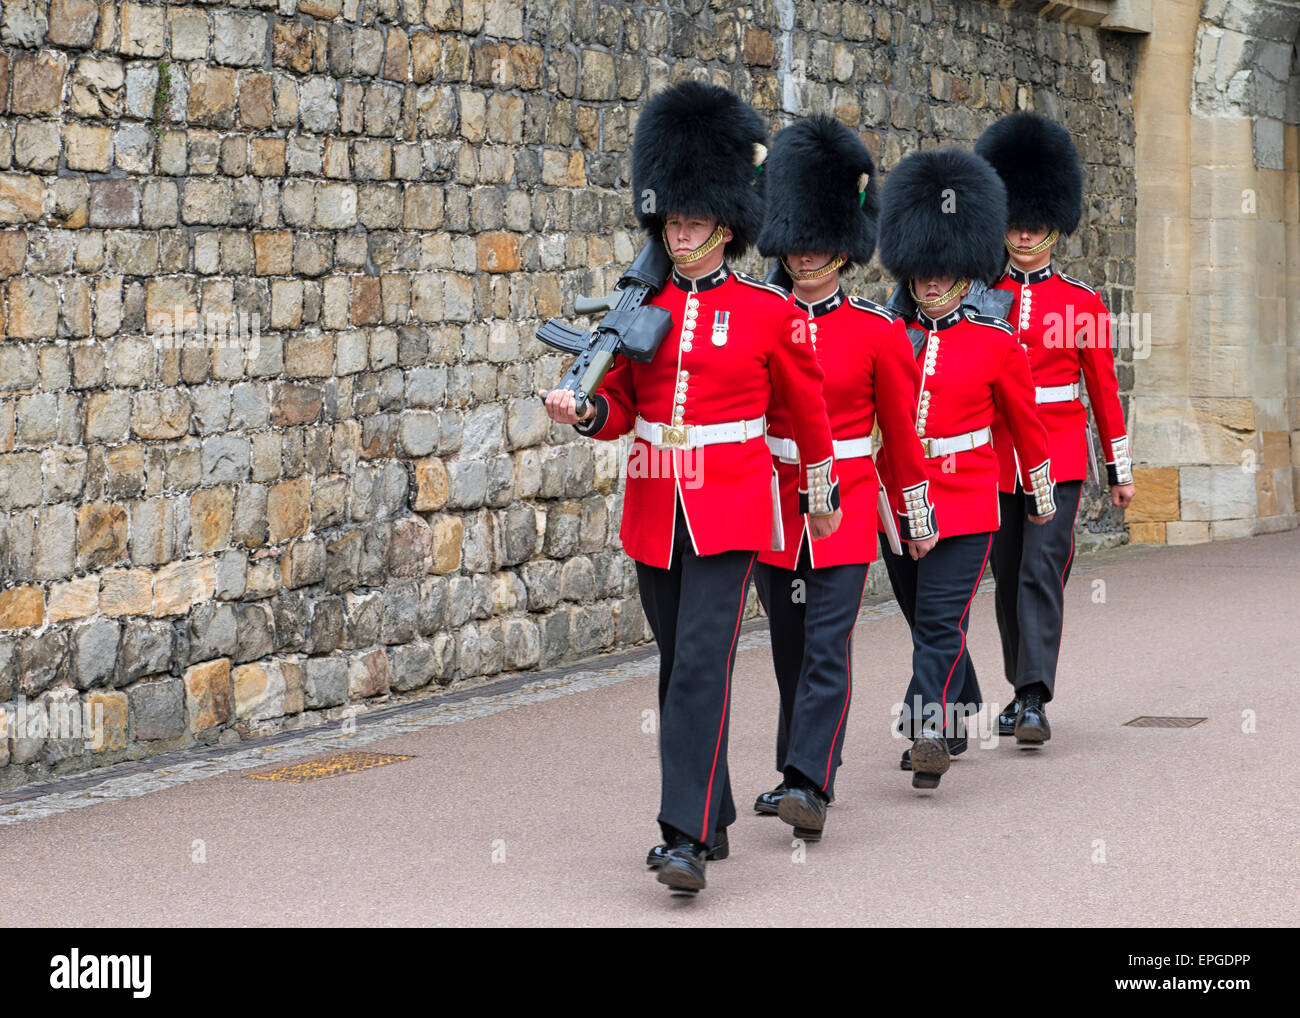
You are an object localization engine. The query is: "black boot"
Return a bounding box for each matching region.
[908,733,951,789]
[899,736,968,771]
[646,827,729,868]
[1014,691,1051,745]
[998,698,1021,737]
[777,774,828,838]
[655,830,708,893]
[753,782,787,815]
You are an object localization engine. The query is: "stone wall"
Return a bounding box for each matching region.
[1127,0,1299,546]
[0,0,1139,788]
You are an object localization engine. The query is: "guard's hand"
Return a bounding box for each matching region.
[1028,511,1055,526]
[1110,483,1135,509]
[908,534,938,560]
[809,508,842,540]
[539,388,593,426]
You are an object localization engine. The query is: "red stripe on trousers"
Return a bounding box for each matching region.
[1051,495,1082,663]
[824,571,869,790]
[701,554,756,842]
[940,535,993,716]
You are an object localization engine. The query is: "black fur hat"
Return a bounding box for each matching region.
[631,81,768,256]
[757,115,879,265]
[974,112,1084,234]
[877,147,1008,285]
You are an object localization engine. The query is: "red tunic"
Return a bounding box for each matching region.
[578,264,839,569]
[877,305,1054,539]
[761,291,930,568]
[990,265,1132,491]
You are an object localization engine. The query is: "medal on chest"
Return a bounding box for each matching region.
[711,310,730,347]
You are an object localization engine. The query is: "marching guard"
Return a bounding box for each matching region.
[875,147,1057,789]
[974,113,1136,745]
[542,82,841,894]
[747,115,935,839]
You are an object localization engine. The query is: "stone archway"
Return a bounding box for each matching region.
[1128,0,1300,543]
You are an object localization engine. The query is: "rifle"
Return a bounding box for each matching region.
[536,241,675,416]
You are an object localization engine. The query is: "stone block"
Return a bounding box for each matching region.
[129,678,185,740]
[87,690,128,752]
[76,502,129,571]
[100,569,152,617]
[5,277,58,339]
[268,475,311,543]
[0,586,44,631]
[152,557,216,616]
[184,658,231,733]
[11,51,67,115]
[0,173,45,224]
[120,620,174,681]
[233,661,286,722]
[49,0,101,48]
[47,577,99,623]
[72,617,120,689]
[1127,466,1179,523]
[303,655,347,709]
[1179,465,1257,521]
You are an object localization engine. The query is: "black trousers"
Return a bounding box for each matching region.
[753,546,870,799]
[989,480,1083,702]
[634,507,756,850]
[881,532,992,739]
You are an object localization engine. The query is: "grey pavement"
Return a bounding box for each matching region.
[1,531,1297,927]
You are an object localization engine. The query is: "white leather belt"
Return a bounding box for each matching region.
[636,415,765,449]
[920,426,992,458]
[766,434,873,464]
[1036,381,1081,404]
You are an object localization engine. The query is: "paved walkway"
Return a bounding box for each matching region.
[2,531,1297,926]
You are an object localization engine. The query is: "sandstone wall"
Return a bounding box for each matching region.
[0,0,1139,788]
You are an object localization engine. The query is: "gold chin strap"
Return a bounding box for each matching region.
[910,277,969,311]
[1005,228,1059,257]
[663,224,727,264]
[782,254,846,282]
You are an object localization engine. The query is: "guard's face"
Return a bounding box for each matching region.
[788,252,837,274]
[913,275,957,302]
[664,214,730,255]
[1007,225,1051,252]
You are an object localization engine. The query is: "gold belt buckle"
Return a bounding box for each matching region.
[661,425,688,448]
[921,437,935,457]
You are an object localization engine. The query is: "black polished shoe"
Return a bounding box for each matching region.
[899,736,967,771]
[646,827,729,868]
[753,782,787,815]
[908,733,951,789]
[998,698,1021,737]
[777,783,828,836]
[1014,692,1051,745]
[656,835,707,894]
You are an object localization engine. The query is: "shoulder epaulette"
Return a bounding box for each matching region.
[733,272,789,299]
[964,311,1014,334]
[847,295,899,322]
[1058,273,1096,295]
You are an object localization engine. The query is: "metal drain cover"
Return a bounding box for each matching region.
[246,751,413,782]
[1123,716,1207,728]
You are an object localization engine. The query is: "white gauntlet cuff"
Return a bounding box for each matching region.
[1027,460,1056,517]
[801,457,840,517]
[1106,436,1133,486]
[899,480,936,540]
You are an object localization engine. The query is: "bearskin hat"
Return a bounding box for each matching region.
[974,112,1084,234]
[631,81,768,256]
[877,147,1008,285]
[757,115,879,266]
